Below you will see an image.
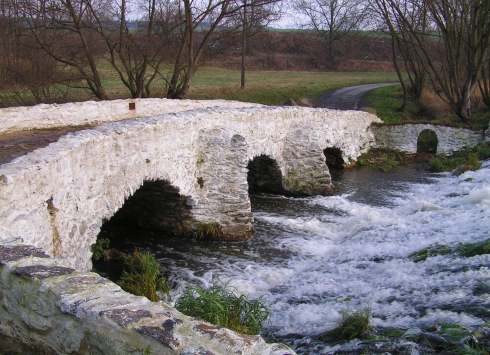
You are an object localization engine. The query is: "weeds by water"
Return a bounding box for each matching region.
[410,238,490,262]
[357,148,406,171]
[175,280,270,335]
[193,222,223,240]
[319,307,372,341]
[91,238,110,261]
[117,249,170,302]
[429,145,490,175]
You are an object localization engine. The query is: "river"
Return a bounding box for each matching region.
[100,161,490,354]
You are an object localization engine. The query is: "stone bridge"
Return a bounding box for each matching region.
[1,99,488,354]
[0,103,380,272]
[372,123,485,155]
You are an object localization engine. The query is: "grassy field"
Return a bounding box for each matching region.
[364,85,490,130]
[186,68,401,106]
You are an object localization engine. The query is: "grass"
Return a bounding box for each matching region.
[409,244,453,263]
[410,238,490,262]
[2,62,402,107]
[117,249,171,302]
[356,148,407,171]
[193,222,224,240]
[175,280,270,335]
[364,85,490,130]
[429,145,490,175]
[188,69,400,106]
[319,307,372,341]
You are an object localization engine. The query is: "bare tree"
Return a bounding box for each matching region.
[86,0,180,98]
[20,0,109,100]
[379,0,490,122]
[478,49,490,107]
[166,0,283,99]
[293,0,369,65]
[239,0,282,88]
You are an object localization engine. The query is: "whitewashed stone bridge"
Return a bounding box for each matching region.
[0,99,488,354]
[0,101,381,271]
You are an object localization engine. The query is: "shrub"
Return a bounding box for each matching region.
[429,145,490,175]
[175,281,270,335]
[91,238,110,261]
[319,307,372,341]
[117,249,170,302]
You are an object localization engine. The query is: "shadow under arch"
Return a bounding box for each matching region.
[94,179,194,278]
[323,147,344,169]
[417,129,438,154]
[247,155,287,194]
[101,179,194,236]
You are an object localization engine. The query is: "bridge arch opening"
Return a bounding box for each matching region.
[324,147,344,169]
[247,155,286,194]
[94,179,194,277]
[417,129,438,154]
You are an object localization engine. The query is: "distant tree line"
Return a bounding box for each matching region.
[2,0,490,123]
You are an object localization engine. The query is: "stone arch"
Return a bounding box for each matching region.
[100,179,194,237]
[417,129,438,154]
[323,147,345,169]
[247,155,286,194]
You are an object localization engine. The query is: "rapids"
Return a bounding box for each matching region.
[102,161,490,354]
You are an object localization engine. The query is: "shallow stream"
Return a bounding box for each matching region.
[102,161,490,354]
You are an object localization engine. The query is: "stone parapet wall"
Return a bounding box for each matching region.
[0,98,263,135]
[0,106,380,271]
[372,124,484,155]
[0,242,295,355]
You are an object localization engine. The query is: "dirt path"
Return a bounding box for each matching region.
[315,82,400,110]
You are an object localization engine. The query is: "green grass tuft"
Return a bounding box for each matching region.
[457,239,490,257]
[410,238,490,262]
[320,307,372,341]
[175,280,270,335]
[409,244,453,262]
[117,249,171,302]
[193,222,223,240]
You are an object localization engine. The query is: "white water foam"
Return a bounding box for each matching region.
[169,162,490,341]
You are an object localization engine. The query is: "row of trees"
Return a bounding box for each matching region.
[292,0,490,122]
[0,0,281,104]
[2,0,490,122]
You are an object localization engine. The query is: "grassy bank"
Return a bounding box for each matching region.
[187,69,400,106]
[364,85,490,130]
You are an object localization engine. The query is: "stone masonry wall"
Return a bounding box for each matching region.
[372,124,484,155]
[0,106,380,271]
[0,98,262,134]
[0,242,295,355]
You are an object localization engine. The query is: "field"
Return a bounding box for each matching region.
[186,68,400,106]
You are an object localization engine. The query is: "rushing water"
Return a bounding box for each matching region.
[102,161,490,354]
